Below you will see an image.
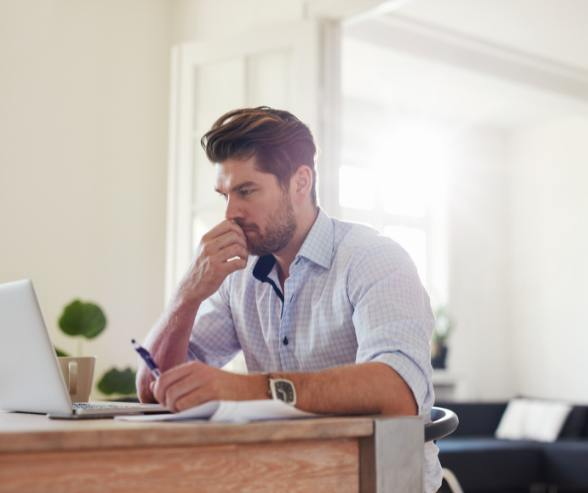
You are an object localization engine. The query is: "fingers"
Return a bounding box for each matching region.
[153,362,211,411]
[222,257,248,275]
[162,374,215,412]
[136,367,156,403]
[161,373,203,412]
[179,220,248,303]
[214,243,249,264]
[152,362,251,412]
[174,387,216,412]
[153,364,192,405]
[203,220,245,244]
[201,222,248,265]
[202,230,248,263]
[210,230,247,252]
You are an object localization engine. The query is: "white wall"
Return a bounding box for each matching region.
[510,116,588,403]
[0,0,171,394]
[398,0,588,70]
[446,115,588,404]
[446,126,514,400]
[171,0,305,43]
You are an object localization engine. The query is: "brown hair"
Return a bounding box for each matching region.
[201,107,317,205]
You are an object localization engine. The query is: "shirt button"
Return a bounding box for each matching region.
[282,336,289,346]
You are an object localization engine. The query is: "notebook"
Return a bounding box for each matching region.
[0,279,166,419]
[116,399,316,423]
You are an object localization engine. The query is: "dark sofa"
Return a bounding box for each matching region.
[436,401,588,493]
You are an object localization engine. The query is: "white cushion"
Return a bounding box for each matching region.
[495,398,572,442]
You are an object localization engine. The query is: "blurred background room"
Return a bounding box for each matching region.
[1,0,587,412]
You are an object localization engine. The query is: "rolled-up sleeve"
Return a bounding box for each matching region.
[348,240,434,414]
[187,278,241,368]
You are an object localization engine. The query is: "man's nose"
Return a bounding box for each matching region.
[225,197,243,222]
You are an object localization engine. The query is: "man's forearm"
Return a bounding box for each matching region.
[266,362,418,416]
[147,357,419,414]
[137,296,201,403]
[144,219,248,375]
[144,296,201,372]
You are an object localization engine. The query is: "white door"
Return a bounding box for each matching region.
[165,21,326,299]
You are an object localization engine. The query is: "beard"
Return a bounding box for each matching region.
[239,193,297,256]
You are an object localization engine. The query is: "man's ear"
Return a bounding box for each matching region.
[292,165,313,197]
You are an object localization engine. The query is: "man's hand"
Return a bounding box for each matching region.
[137,369,157,403]
[177,220,248,305]
[152,361,267,412]
[136,221,248,404]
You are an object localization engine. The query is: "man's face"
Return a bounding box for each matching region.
[215,156,297,256]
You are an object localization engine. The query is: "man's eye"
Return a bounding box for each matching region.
[239,189,254,197]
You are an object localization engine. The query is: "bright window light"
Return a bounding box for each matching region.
[337,109,450,295]
[383,225,428,283]
[339,165,376,210]
[378,122,446,218]
[192,216,209,253]
[379,164,428,217]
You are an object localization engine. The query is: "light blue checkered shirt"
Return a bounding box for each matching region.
[188,209,441,492]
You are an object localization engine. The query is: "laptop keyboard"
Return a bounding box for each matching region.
[73,402,144,410]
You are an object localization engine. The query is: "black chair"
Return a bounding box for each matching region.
[426,406,459,442]
[425,407,463,493]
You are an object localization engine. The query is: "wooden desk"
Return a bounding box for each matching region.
[0,412,423,493]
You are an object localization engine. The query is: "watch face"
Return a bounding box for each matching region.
[273,380,295,404]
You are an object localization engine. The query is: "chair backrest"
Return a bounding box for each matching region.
[433,401,505,436]
[425,406,459,442]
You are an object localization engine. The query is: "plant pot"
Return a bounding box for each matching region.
[431,345,448,369]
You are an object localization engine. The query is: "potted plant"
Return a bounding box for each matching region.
[431,305,453,370]
[56,299,137,397]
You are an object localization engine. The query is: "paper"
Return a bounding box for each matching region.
[115,399,316,423]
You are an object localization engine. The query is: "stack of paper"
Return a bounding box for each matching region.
[116,399,316,423]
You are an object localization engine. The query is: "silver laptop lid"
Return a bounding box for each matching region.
[0,279,73,415]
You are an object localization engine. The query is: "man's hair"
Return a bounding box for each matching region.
[201,106,317,205]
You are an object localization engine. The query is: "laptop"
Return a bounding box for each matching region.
[0,279,167,418]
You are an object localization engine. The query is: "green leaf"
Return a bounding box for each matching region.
[55,346,70,357]
[97,367,137,396]
[58,300,107,339]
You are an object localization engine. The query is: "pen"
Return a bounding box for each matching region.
[131,339,161,379]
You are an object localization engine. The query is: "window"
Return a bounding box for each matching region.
[336,102,449,302]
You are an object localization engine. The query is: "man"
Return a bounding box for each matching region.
[137,106,441,491]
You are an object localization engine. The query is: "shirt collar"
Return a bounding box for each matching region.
[252,254,276,281]
[295,208,334,270]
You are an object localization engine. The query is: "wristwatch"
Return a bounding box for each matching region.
[267,376,297,406]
